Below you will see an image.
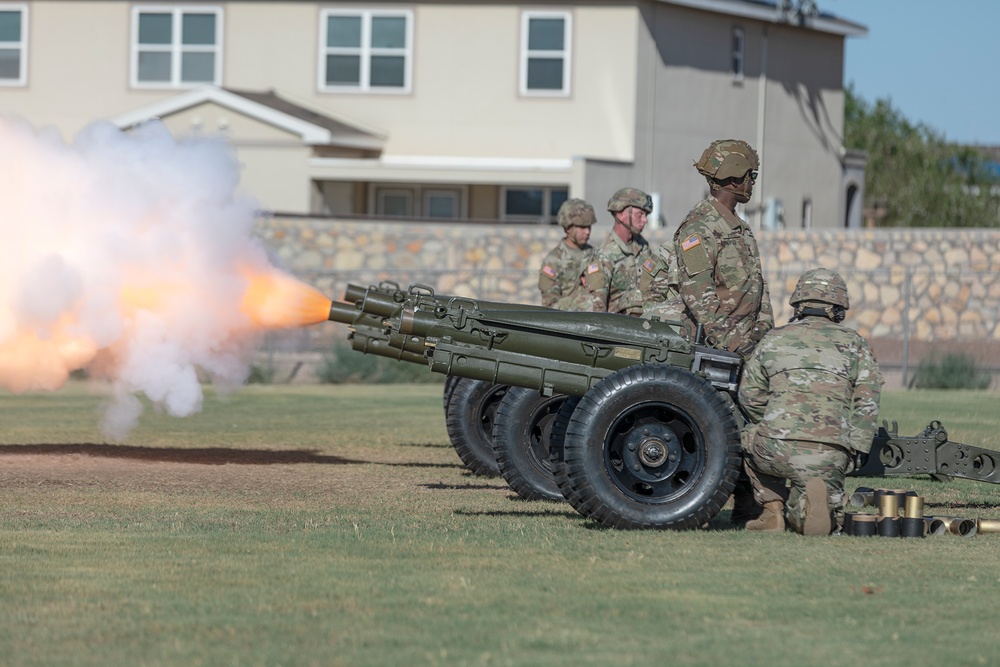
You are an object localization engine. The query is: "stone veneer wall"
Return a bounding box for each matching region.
[255,218,1000,387]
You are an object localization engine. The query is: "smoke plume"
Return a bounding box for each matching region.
[0,117,330,439]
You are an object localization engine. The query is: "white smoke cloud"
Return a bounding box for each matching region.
[0,116,279,440]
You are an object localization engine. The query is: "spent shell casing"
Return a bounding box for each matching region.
[976,519,1000,534]
[878,493,900,517]
[903,495,924,518]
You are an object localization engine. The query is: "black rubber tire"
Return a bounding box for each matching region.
[548,395,581,497]
[561,365,741,530]
[442,375,462,412]
[492,387,567,501]
[444,378,507,477]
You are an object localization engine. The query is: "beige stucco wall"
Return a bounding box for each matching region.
[626,4,848,233]
[11,2,637,161]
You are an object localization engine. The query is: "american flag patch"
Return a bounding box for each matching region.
[681,234,701,251]
[642,258,654,272]
[542,265,556,278]
[586,263,601,274]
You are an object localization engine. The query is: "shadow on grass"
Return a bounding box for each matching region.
[453,508,581,519]
[0,443,367,466]
[422,482,510,491]
[399,442,451,449]
[381,461,465,469]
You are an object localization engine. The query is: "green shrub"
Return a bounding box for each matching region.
[911,353,992,390]
[247,363,276,384]
[316,342,444,385]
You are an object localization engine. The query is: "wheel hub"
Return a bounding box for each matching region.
[638,437,669,467]
[622,426,682,480]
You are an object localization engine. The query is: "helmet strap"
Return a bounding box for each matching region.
[793,304,846,323]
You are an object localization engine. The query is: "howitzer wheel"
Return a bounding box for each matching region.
[442,375,462,412]
[444,378,507,477]
[548,395,582,489]
[492,387,567,502]
[561,365,741,530]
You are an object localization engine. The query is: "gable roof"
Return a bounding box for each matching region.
[110,85,386,151]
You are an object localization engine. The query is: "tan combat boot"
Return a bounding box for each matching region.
[802,477,832,536]
[745,501,785,533]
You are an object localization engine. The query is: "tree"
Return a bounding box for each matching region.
[844,85,1000,227]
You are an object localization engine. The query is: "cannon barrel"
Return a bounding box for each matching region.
[328,299,429,365]
[382,303,739,397]
[345,282,553,319]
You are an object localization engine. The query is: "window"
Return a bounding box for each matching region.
[520,11,571,96]
[731,27,745,82]
[802,198,813,229]
[0,4,27,86]
[423,190,459,219]
[502,187,568,223]
[320,9,413,93]
[377,189,413,217]
[131,6,222,88]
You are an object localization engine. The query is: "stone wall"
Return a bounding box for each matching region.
[255,217,1000,388]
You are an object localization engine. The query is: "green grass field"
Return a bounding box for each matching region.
[2,383,1000,666]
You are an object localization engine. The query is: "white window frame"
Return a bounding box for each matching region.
[731,27,745,83]
[519,10,571,97]
[130,5,223,89]
[318,8,413,94]
[0,3,28,87]
[500,186,569,223]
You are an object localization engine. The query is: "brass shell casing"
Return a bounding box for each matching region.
[903,495,924,519]
[879,493,900,518]
[976,519,1000,534]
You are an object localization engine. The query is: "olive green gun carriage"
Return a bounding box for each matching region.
[329,282,1000,530]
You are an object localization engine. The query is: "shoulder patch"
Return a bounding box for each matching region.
[586,262,602,275]
[642,258,655,273]
[681,234,701,252]
[541,265,556,278]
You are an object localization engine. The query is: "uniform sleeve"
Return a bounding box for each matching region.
[737,344,770,424]
[537,251,561,307]
[848,337,883,454]
[757,272,775,331]
[675,227,728,343]
[583,254,612,312]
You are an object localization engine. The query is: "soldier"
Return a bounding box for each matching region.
[674,139,774,359]
[589,187,653,315]
[739,268,883,535]
[639,243,686,332]
[538,198,604,311]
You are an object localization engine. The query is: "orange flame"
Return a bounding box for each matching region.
[239,268,332,328]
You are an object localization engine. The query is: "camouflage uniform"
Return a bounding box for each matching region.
[739,270,883,534]
[674,197,773,357]
[590,231,650,315]
[538,241,603,311]
[538,198,605,311]
[588,187,653,315]
[639,242,686,332]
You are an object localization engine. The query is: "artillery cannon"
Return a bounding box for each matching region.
[330,282,1000,529]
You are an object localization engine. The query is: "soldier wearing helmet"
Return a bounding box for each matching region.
[587,187,654,315]
[673,139,774,358]
[538,198,604,311]
[738,268,883,536]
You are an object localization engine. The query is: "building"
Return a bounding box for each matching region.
[0,0,867,229]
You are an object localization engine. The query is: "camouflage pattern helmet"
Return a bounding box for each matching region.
[694,139,760,181]
[556,198,597,229]
[607,187,653,214]
[790,267,850,310]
